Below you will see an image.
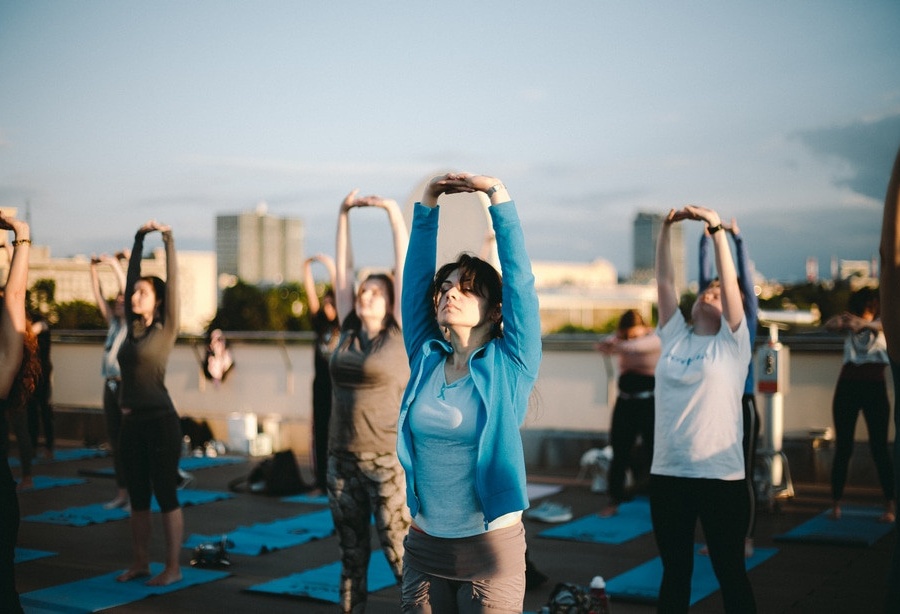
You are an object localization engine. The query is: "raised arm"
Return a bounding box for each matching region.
[465,174,541,375]
[881,146,900,363]
[729,218,758,332]
[303,253,336,316]
[372,197,408,325]
[656,210,680,328]
[334,190,358,324]
[90,257,111,323]
[161,226,178,333]
[688,206,742,331]
[0,215,30,399]
[698,231,714,292]
[90,254,126,324]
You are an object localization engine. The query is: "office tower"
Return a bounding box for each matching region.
[216,203,304,285]
[631,211,685,290]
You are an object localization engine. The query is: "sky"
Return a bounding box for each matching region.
[1,1,899,283]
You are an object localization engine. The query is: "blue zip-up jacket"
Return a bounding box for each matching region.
[397,200,542,527]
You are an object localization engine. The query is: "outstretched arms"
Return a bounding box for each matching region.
[658,206,742,331]
[334,191,409,325]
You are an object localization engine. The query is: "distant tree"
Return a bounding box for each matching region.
[263,282,307,332]
[759,280,853,324]
[206,280,312,333]
[54,300,107,330]
[30,278,56,305]
[207,281,269,332]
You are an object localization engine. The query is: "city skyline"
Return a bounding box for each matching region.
[1,2,899,283]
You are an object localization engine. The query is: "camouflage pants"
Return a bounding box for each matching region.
[327,450,411,614]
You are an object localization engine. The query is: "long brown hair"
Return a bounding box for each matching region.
[7,316,41,410]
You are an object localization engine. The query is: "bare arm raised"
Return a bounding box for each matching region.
[334,191,409,325]
[90,253,127,324]
[881,146,900,363]
[303,253,336,317]
[0,215,30,399]
[658,206,742,332]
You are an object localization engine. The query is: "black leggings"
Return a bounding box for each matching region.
[0,445,23,613]
[103,379,127,489]
[608,381,654,504]
[742,394,760,538]
[650,475,756,614]
[120,410,182,512]
[830,377,895,502]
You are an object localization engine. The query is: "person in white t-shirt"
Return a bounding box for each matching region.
[652,205,756,613]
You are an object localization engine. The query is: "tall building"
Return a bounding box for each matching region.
[216,203,304,286]
[631,211,685,291]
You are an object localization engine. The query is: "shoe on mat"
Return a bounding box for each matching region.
[525,501,573,524]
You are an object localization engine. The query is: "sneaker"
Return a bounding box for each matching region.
[177,469,195,490]
[103,495,129,510]
[525,501,573,523]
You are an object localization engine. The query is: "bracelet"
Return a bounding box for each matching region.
[485,183,505,198]
[12,239,31,246]
[707,223,723,235]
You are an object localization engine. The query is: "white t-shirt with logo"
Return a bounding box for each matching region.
[652,311,751,481]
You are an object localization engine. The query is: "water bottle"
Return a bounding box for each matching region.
[182,435,192,457]
[588,575,611,614]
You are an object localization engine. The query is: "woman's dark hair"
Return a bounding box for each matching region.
[340,273,399,350]
[847,286,879,317]
[430,253,503,339]
[141,275,167,323]
[617,309,645,332]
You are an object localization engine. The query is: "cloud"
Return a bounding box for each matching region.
[794,112,900,201]
[180,154,434,180]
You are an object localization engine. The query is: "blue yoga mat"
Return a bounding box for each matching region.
[184,508,334,555]
[24,489,234,526]
[20,562,229,613]
[18,476,87,492]
[248,549,396,603]
[179,455,246,471]
[9,448,108,467]
[538,498,653,545]
[606,545,778,606]
[281,493,330,505]
[774,505,895,547]
[15,548,56,564]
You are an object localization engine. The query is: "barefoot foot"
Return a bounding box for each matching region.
[146,566,182,586]
[598,504,619,518]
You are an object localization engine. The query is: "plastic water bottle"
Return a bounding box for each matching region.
[182,435,192,457]
[588,575,611,614]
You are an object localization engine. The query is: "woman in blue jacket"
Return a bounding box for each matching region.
[397,173,542,613]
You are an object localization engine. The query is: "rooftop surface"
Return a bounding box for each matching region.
[12,446,895,613]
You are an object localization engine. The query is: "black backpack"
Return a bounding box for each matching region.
[228,450,311,496]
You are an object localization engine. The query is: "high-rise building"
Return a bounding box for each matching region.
[631,211,685,290]
[216,203,304,286]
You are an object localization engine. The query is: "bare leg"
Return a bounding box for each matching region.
[117,509,152,582]
[146,508,183,586]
